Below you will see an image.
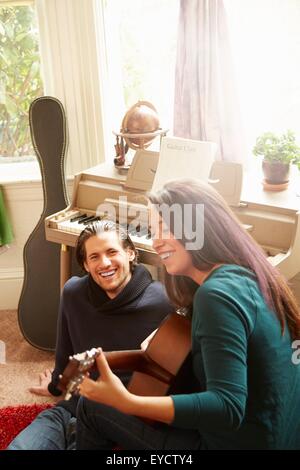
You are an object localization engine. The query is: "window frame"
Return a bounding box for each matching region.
[0,0,42,170]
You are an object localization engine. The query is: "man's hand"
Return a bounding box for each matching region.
[29,369,53,396]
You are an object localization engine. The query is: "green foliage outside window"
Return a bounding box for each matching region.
[0,5,43,158]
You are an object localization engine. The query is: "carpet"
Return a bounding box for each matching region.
[0,310,56,407]
[0,403,53,449]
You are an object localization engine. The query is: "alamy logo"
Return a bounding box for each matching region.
[95,197,205,250]
[0,340,6,364]
[291,340,300,365]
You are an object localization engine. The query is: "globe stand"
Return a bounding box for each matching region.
[113,128,168,172]
[112,100,168,172]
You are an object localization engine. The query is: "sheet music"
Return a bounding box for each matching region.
[152,136,217,192]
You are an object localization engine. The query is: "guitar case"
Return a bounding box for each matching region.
[18,96,69,351]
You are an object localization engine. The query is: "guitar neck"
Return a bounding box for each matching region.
[105,350,144,371]
[58,314,191,399]
[106,349,173,385]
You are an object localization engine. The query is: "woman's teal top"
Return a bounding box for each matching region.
[171,265,300,449]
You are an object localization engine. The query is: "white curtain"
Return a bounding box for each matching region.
[173,0,246,163]
[35,0,110,176]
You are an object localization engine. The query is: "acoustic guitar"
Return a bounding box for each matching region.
[58,313,192,400]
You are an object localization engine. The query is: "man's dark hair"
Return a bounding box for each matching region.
[76,220,138,272]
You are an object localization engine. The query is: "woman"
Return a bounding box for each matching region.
[76,179,300,450]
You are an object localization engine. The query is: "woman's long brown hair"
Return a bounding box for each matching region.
[149,179,300,341]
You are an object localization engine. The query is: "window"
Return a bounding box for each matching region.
[0,1,43,162]
[105,0,300,161]
[104,0,179,138]
[224,0,300,155]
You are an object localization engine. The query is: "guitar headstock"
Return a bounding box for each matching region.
[58,347,100,400]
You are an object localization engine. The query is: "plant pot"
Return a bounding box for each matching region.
[262,160,290,184]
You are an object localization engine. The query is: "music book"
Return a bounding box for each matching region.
[152,136,217,192]
[125,149,159,191]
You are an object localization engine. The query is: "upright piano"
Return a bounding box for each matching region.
[45,154,300,289]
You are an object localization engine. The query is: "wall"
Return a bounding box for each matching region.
[0,180,42,309]
[0,169,73,310]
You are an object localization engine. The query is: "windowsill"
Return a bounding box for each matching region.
[0,161,75,186]
[241,162,300,211]
[0,159,299,210]
[0,161,42,185]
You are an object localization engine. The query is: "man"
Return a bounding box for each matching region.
[8,220,173,450]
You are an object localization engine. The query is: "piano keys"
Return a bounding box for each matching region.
[49,209,153,251]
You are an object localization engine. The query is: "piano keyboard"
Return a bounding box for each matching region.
[45,162,300,287]
[48,207,257,256]
[52,210,153,252]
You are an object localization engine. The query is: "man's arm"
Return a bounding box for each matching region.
[29,289,74,397]
[48,294,74,396]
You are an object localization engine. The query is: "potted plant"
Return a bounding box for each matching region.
[253,130,300,186]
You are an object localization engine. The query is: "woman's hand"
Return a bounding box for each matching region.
[78,348,175,424]
[78,348,132,413]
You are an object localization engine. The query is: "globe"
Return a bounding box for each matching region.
[121,101,160,150]
[113,100,168,168]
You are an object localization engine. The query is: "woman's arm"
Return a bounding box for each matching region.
[79,287,252,431]
[81,291,251,432]
[170,287,251,431]
[79,348,175,424]
[126,394,175,424]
